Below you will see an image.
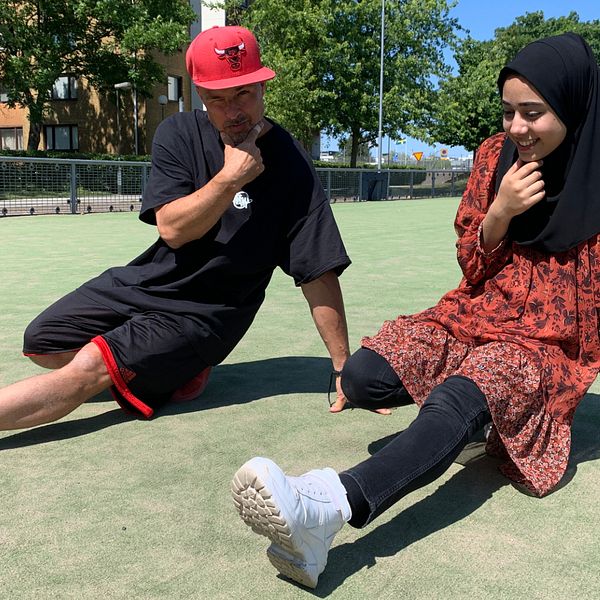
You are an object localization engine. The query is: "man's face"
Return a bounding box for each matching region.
[197,82,265,145]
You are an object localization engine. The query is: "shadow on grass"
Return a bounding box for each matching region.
[0,356,332,449]
[316,456,506,595]
[307,393,600,595]
[554,392,600,490]
[0,408,132,450]
[160,355,332,416]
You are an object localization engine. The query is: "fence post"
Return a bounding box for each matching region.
[117,166,122,195]
[358,170,363,201]
[141,164,148,200]
[409,171,414,198]
[385,170,390,200]
[431,171,436,198]
[326,169,331,203]
[70,163,77,214]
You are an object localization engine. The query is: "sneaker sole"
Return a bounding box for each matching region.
[267,544,317,588]
[231,460,319,588]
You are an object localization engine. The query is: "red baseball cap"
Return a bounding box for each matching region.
[186,26,276,90]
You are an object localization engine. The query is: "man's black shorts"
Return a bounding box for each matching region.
[23,289,209,418]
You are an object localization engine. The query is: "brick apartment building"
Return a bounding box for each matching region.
[0,1,225,155]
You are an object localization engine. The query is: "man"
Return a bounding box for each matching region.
[0,25,351,429]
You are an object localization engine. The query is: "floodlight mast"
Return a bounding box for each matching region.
[377,0,385,172]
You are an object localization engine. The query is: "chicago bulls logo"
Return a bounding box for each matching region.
[214,41,246,72]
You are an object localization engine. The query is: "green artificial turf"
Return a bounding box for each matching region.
[0,201,598,599]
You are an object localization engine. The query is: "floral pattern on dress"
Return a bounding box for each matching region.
[362,133,600,497]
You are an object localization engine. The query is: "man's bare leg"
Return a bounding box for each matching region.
[28,351,78,370]
[0,343,112,430]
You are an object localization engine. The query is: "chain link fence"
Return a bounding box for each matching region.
[0,156,470,217]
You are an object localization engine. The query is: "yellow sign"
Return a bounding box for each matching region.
[413,151,423,161]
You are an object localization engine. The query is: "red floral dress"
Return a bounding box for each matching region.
[362,133,600,496]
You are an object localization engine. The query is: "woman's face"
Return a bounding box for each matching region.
[502,75,567,162]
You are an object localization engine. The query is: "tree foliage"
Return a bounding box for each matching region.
[430,11,600,154]
[223,0,460,166]
[0,0,195,149]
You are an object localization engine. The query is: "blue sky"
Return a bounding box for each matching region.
[451,0,597,41]
[323,0,599,159]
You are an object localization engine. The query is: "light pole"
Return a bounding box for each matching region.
[114,86,121,152]
[158,94,168,121]
[114,81,138,155]
[377,0,385,171]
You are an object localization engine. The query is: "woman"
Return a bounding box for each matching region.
[230,33,600,589]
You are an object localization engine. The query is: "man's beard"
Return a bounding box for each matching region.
[225,119,251,145]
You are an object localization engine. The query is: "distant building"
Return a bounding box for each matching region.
[319,150,338,162]
[0,2,227,155]
[0,1,328,161]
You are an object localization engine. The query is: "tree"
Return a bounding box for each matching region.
[238,0,335,153]
[430,11,600,154]
[0,0,195,149]
[224,0,460,166]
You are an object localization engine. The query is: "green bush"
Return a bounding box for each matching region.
[0,149,151,162]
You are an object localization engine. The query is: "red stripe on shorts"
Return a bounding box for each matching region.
[91,335,154,418]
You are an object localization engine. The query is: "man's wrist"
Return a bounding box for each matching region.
[211,171,242,196]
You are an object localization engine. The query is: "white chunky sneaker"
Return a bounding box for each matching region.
[231,457,351,588]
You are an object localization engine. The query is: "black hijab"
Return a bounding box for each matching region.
[495,33,600,253]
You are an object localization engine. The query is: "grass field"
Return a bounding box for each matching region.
[1,200,598,599]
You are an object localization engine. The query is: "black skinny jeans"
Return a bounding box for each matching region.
[339,348,492,528]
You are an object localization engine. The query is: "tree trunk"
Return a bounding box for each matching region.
[350,131,360,168]
[25,92,46,151]
[27,121,42,151]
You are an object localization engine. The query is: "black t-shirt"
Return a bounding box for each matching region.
[78,110,350,364]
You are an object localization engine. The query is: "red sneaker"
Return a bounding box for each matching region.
[170,367,212,403]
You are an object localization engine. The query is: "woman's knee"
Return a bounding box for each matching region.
[340,361,371,406]
[422,376,491,437]
[341,348,409,409]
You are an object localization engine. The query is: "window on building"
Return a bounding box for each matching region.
[0,127,23,150]
[45,124,79,150]
[51,75,78,100]
[52,33,76,49]
[167,75,182,102]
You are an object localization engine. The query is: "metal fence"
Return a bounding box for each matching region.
[316,167,471,203]
[0,156,471,217]
[0,156,149,216]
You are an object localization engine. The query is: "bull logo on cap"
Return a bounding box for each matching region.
[214,42,246,72]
